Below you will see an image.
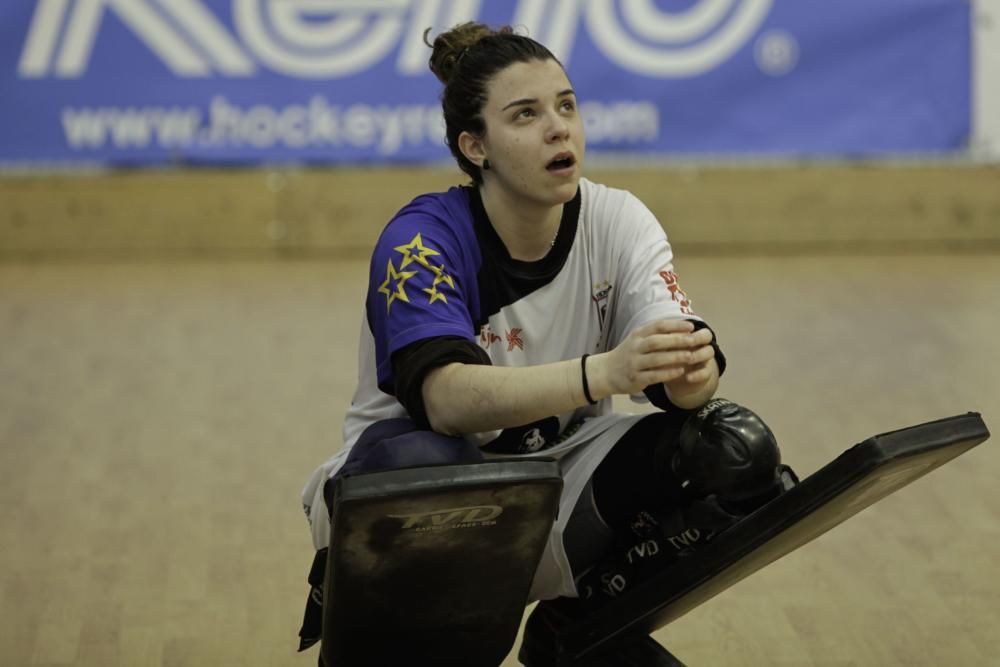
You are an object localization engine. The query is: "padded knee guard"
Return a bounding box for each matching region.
[572,401,794,613]
[672,399,782,507]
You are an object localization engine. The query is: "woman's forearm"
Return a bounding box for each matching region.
[422,320,718,435]
[422,359,593,435]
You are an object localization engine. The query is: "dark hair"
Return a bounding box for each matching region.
[424,23,559,184]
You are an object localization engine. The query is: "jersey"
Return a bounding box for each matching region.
[303,177,706,598]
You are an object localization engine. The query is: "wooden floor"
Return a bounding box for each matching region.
[1,254,997,666]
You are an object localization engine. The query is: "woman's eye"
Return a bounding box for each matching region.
[517,108,535,119]
[561,100,576,112]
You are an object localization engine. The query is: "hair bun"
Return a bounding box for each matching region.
[424,22,512,85]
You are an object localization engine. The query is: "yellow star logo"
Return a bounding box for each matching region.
[429,263,455,290]
[377,259,418,313]
[422,287,448,305]
[394,233,440,269]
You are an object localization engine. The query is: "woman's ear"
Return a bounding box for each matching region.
[457,131,487,170]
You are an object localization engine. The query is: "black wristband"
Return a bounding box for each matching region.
[581,354,598,405]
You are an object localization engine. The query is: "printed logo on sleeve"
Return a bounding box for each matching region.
[379,232,455,312]
[422,262,455,305]
[394,232,440,269]
[658,270,693,315]
[377,259,418,313]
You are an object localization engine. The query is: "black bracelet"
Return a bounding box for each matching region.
[581,354,597,405]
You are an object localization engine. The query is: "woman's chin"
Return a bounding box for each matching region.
[547,175,581,204]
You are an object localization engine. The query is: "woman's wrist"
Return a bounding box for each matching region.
[580,355,598,405]
[664,359,719,409]
[581,351,611,403]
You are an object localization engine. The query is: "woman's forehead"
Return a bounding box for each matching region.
[486,59,574,108]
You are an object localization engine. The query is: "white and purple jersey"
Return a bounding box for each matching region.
[303,177,718,599]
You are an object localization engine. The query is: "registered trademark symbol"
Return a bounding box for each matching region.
[754,29,799,76]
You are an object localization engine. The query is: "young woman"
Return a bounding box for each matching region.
[299,22,792,665]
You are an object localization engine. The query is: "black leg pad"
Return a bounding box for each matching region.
[556,412,990,666]
[321,459,563,667]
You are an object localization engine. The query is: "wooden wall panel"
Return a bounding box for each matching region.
[2,165,998,256]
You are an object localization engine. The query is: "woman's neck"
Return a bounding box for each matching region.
[479,184,562,262]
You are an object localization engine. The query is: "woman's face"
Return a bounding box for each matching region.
[475,58,585,208]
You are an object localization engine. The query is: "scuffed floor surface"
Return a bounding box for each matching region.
[1,254,998,666]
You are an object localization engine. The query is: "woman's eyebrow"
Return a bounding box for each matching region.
[502,97,537,111]
[502,89,576,111]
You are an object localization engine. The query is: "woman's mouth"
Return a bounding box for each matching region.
[546,152,576,174]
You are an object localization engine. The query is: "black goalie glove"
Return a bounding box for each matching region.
[672,398,788,512]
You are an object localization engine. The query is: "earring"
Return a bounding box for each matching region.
[482,159,490,170]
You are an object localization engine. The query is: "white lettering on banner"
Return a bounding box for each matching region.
[19,0,774,79]
[17,0,69,77]
[61,96,448,153]
[19,0,254,78]
[234,0,402,78]
[58,98,656,153]
[580,101,658,143]
[512,0,581,64]
[585,0,773,77]
[754,29,799,76]
[61,106,204,149]
[398,0,481,74]
[161,0,256,74]
[235,0,483,77]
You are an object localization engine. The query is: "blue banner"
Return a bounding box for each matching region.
[0,0,971,166]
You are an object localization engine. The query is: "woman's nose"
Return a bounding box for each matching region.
[545,112,570,142]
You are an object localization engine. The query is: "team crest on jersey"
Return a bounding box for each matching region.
[591,280,613,330]
[658,270,693,315]
[378,232,455,312]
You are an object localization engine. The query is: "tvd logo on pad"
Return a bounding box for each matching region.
[389,505,504,532]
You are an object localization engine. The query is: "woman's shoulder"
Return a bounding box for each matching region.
[393,186,472,226]
[578,177,656,227]
[379,186,476,251]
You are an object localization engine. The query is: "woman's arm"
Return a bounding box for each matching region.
[423,319,713,435]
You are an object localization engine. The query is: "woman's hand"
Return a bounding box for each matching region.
[587,320,715,399]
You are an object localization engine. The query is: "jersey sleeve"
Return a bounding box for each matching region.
[609,193,701,347]
[366,205,479,393]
